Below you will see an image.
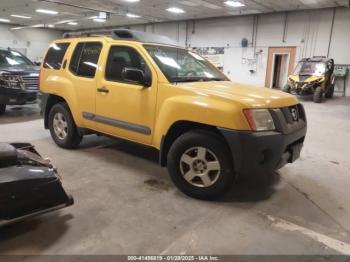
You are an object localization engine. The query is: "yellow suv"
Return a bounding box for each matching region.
[39,29,307,199]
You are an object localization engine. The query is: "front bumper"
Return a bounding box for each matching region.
[290,84,316,96]
[0,143,74,225]
[219,104,307,175]
[219,127,306,175]
[0,88,38,105]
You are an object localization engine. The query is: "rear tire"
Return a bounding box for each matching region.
[0,104,5,115]
[313,86,323,103]
[282,84,291,93]
[325,84,334,99]
[167,130,235,200]
[49,103,82,149]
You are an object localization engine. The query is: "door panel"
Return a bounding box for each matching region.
[66,41,103,129]
[95,44,158,145]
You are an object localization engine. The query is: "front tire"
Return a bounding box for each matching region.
[49,103,82,149]
[0,104,6,115]
[282,84,291,93]
[325,84,334,99]
[167,130,235,200]
[313,86,323,103]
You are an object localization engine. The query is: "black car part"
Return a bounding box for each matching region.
[0,143,73,226]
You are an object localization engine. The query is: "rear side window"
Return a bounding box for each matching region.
[69,42,102,78]
[43,43,70,70]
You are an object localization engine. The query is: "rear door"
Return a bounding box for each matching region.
[66,41,103,129]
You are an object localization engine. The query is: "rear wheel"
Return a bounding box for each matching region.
[49,103,82,149]
[313,86,323,103]
[0,104,5,115]
[325,84,334,99]
[167,130,235,200]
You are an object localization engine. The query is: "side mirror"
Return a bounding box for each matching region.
[34,61,41,66]
[121,67,151,87]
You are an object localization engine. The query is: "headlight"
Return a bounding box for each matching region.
[243,109,275,131]
[0,75,24,89]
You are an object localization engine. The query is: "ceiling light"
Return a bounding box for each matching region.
[67,22,78,26]
[123,0,140,2]
[224,1,245,7]
[166,7,185,14]
[36,9,58,15]
[55,19,74,25]
[126,13,141,18]
[31,24,44,28]
[93,18,106,23]
[0,18,10,23]
[47,24,55,28]
[11,14,32,19]
[98,12,107,19]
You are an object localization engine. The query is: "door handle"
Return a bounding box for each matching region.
[97,87,109,94]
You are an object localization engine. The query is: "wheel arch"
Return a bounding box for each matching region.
[159,120,226,167]
[43,94,67,129]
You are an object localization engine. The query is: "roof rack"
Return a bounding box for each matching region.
[63,29,178,46]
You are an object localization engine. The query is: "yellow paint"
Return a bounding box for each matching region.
[40,37,299,149]
[288,74,325,89]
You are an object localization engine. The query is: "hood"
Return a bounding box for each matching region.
[289,74,324,83]
[177,81,298,108]
[0,64,39,76]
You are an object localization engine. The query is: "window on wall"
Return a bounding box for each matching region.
[105,46,150,83]
[69,42,102,78]
[43,43,70,70]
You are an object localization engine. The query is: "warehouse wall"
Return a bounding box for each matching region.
[130,7,350,95]
[0,24,62,62]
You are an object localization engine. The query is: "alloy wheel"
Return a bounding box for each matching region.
[53,112,68,140]
[180,146,221,188]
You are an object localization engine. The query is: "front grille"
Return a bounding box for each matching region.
[286,104,305,122]
[22,76,39,91]
[269,104,307,134]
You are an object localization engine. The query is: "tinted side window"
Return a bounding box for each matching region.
[69,42,102,78]
[69,43,84,74]
[105,46,149,83]
[43,43,70,70]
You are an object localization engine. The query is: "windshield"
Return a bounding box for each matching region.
[0,50,33,67]
[294,61,326,76]
[144,45,227,83]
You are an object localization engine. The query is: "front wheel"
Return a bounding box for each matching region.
[0,104,6,115]
[282,84,291,93]
[167,130,235,200]
[49,103,82,149]
[325,84,334,99]
[313,86,323,103]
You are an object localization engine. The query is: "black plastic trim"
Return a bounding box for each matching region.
[218,126,306,175]
[38,91,49,116]
[82,112,151,135]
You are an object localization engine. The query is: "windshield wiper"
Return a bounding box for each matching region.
[204,77,223,81]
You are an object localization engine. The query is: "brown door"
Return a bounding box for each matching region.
[265,47,296,89]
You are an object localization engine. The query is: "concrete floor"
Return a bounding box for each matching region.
[0,97,350,255]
